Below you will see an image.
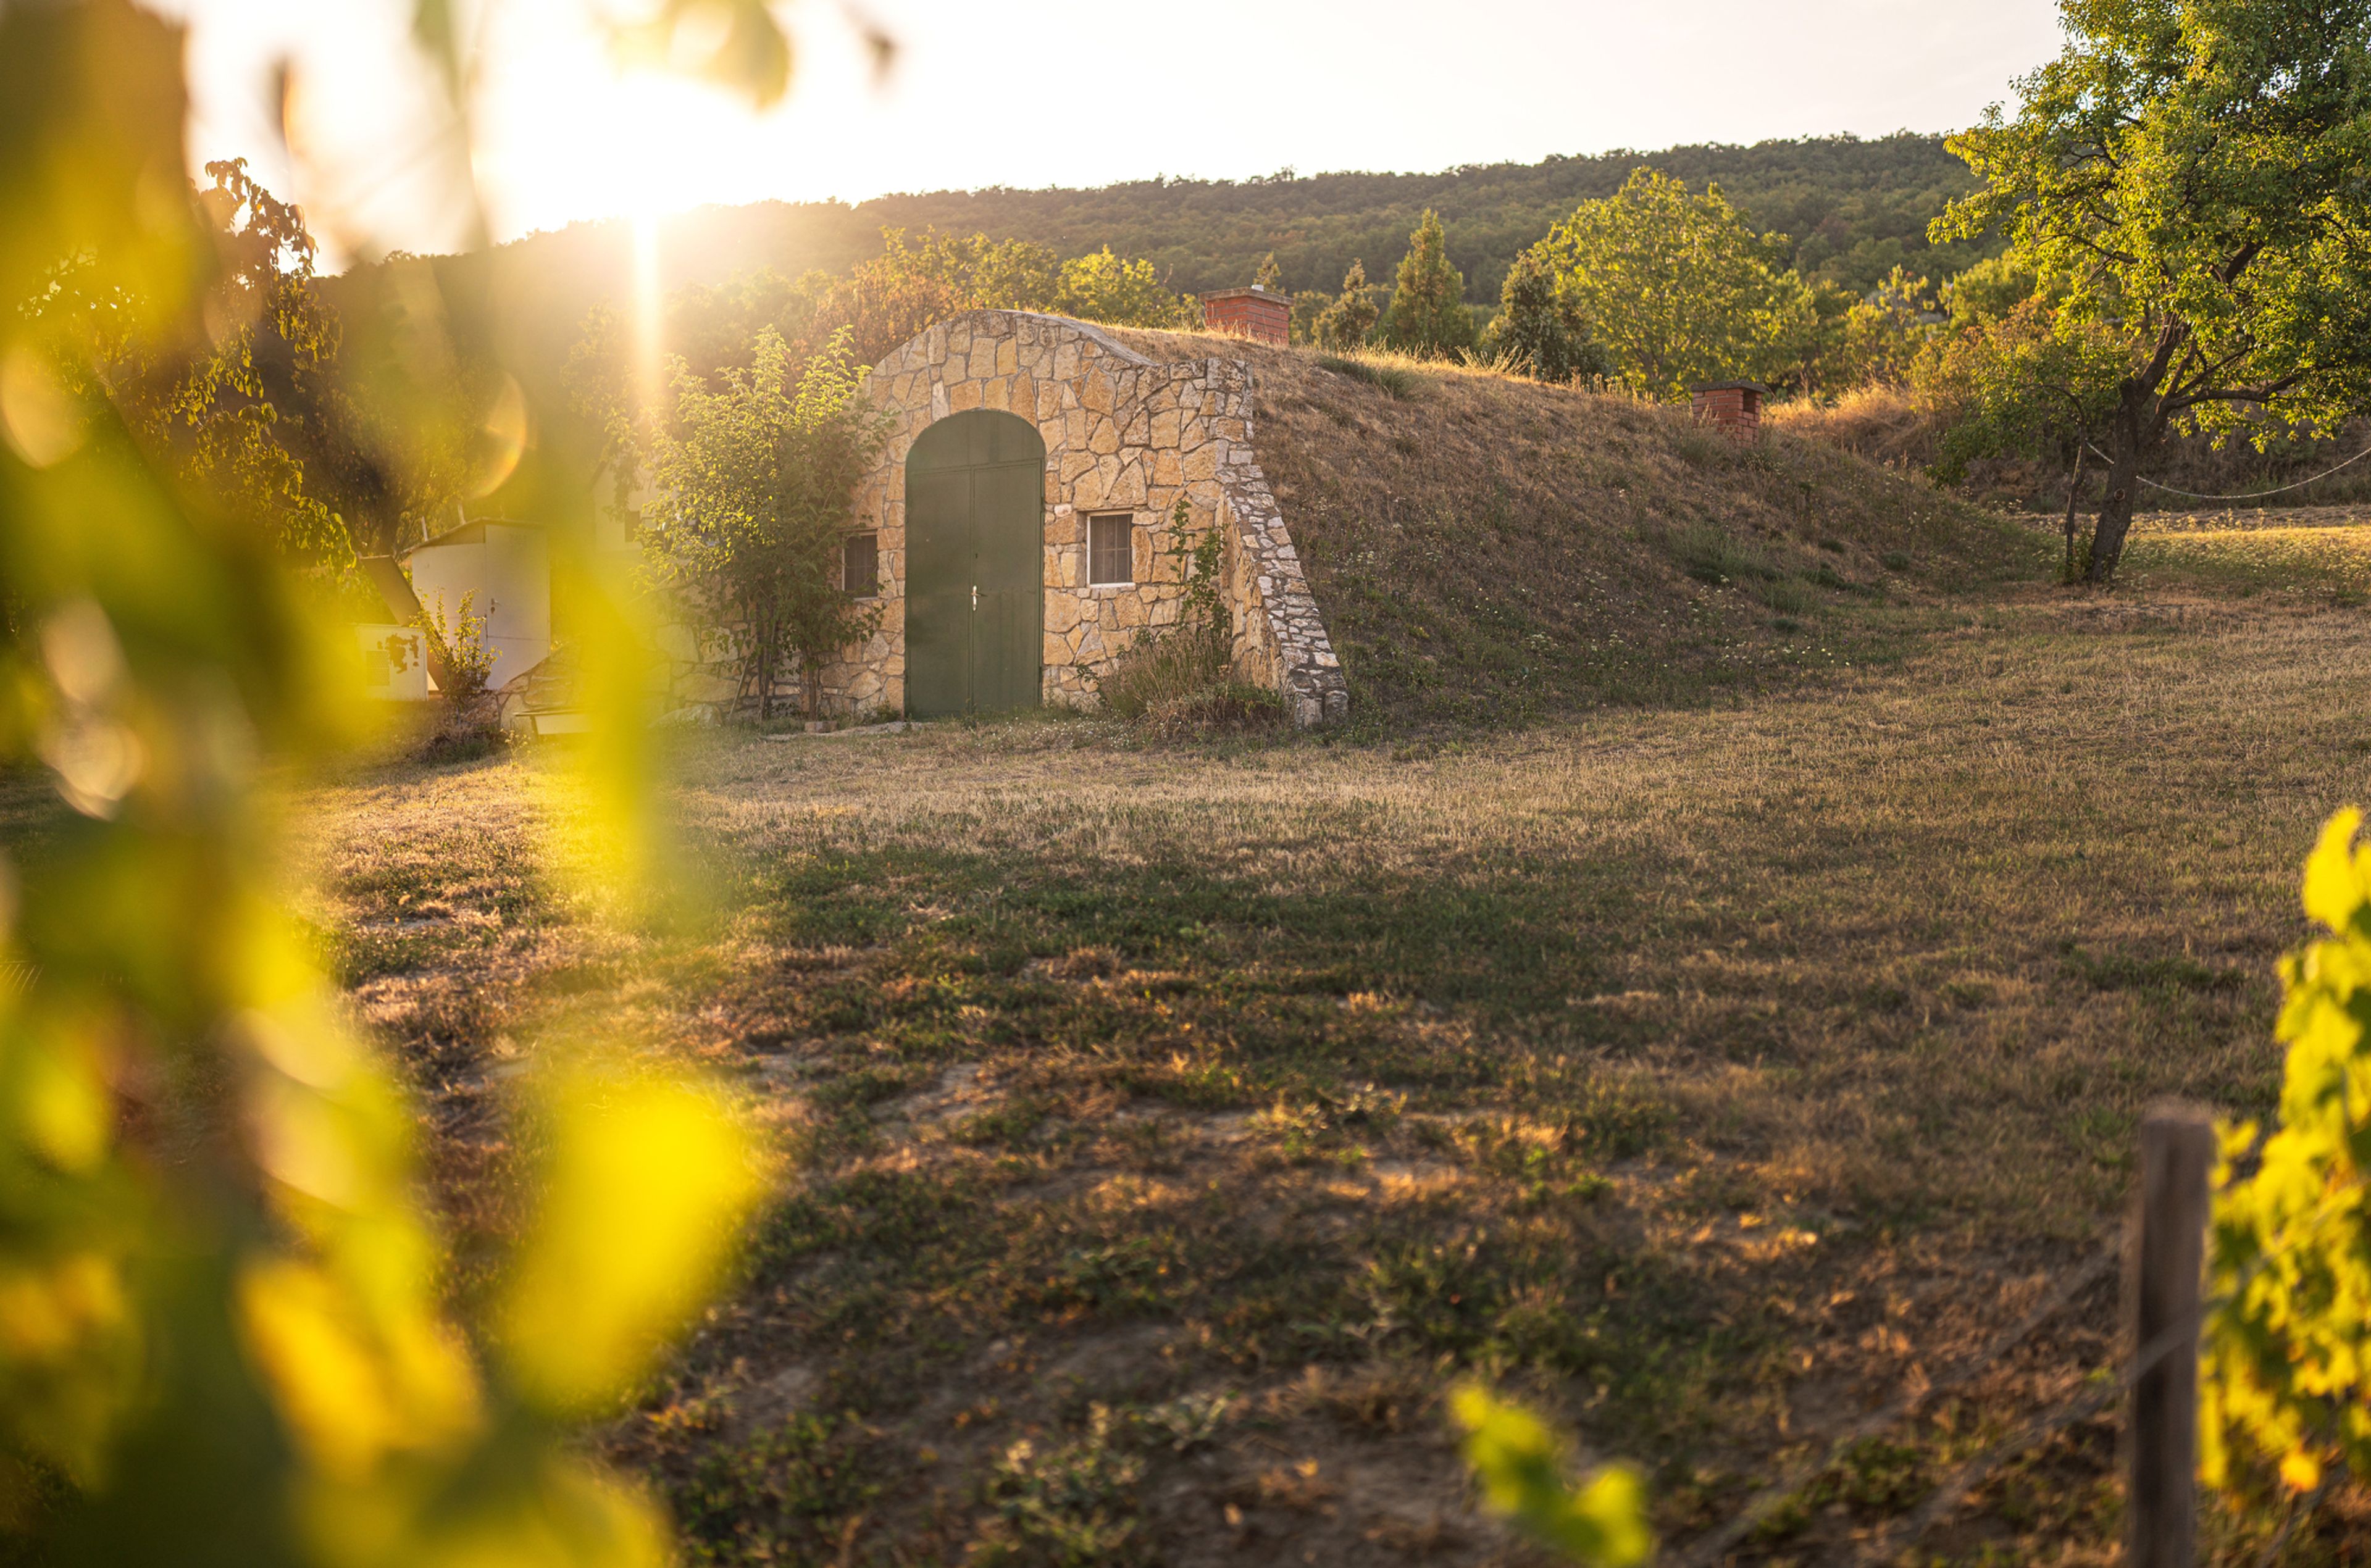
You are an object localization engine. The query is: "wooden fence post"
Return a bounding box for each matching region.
[2130,1106,2214,1568]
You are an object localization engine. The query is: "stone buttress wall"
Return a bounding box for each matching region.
[792,310,1345,724]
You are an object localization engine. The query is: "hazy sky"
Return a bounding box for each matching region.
[160,0,2068,259]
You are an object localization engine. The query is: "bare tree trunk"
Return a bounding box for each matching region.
[735,651,758,723]
[2085,388,2157,585]
[753,622,772,723]
[2061,446,2088,583]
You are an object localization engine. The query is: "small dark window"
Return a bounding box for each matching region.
[842,532,879,597]
[1089,514,1133,585]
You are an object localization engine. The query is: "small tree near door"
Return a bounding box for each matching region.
[646,326,889,719]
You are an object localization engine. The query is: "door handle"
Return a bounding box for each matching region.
[972,585,979,611]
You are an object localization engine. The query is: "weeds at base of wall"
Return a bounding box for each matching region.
[418,718,512,767]
[748,704,906,735]
[1135,680,1286,740]
[408,685,514,765]
[1089,494,1284,739]
[1093,624,1286,739]
[1094,625,1285,740]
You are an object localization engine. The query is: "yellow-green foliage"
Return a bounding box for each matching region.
[1452,1386,1650,1565]
[2204,807,2371,1495]
[1536,169,1817,402]
[0,1,781,1562]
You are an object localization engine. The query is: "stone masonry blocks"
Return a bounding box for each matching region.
[787,309,1346,725]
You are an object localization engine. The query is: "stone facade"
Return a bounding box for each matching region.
[806,310,1347,726]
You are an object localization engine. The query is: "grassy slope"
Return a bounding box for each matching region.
[1112,327,2047,728]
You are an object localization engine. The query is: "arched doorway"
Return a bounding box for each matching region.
[905,409,1045,717]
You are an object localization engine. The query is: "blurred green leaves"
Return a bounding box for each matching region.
[2204,807,2371,1496]
[498,1054,766,1414]
[608,1,797,109]
[0,1,785,1562]
[1451,1385,1651,1566]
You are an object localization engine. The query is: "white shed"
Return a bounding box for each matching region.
[404,519,551,693]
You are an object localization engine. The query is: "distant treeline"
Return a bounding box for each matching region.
[325,135,1996,441]
[858,132,1997,301]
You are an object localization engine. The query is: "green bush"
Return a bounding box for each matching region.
[1759,576,1817,615]
[1095,621,1231,719]
[0,7,776,1565]
[1313,259,1379,350]
[1669,524,1779,585]
[417,587,495,704]
[2207,809,2371,1495]
[1482,248,1607,385]
[1316,355,1422,400]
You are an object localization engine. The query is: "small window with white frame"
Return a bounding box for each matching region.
[1088,513,1134,586]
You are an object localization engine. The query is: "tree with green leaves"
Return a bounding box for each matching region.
[646,325,887,719]
[797,230,1189,364]
[1483,247,1606,384]
[1314,259,1379,350]
[1933,0,2371,583]
[826,228,1060,364]
[1831,266,1939,389]
[1540,168,1815,402]
[1053,246,1194,328]
[22,156,351,572]
[1917,298,2126,483]
[1941,252,2044,331]
[1253,251,1284,292]
[1380,209,1476,358]
[1289,289,1331,346]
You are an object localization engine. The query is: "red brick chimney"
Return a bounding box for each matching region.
[1690,380,1765,444]
[1201,286,1292,345]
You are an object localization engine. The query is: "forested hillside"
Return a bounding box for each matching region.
[868,132,1993,299]
[327,133,1994,444]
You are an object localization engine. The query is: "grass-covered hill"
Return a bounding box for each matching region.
[1108,327,2049,729]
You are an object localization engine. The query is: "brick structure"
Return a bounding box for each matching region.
[1199,286,1292,346]
[1691,380,1765,444]
[667,311,1347,726]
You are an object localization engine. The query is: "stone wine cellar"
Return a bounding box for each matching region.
[808,310,1347,727]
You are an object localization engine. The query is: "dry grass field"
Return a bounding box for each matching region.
[262,521,2371,1566]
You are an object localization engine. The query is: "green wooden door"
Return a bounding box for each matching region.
[905,411,1044,717]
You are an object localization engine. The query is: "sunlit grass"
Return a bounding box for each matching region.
[273,589,2371,1564]
[2123,512,2371,599]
